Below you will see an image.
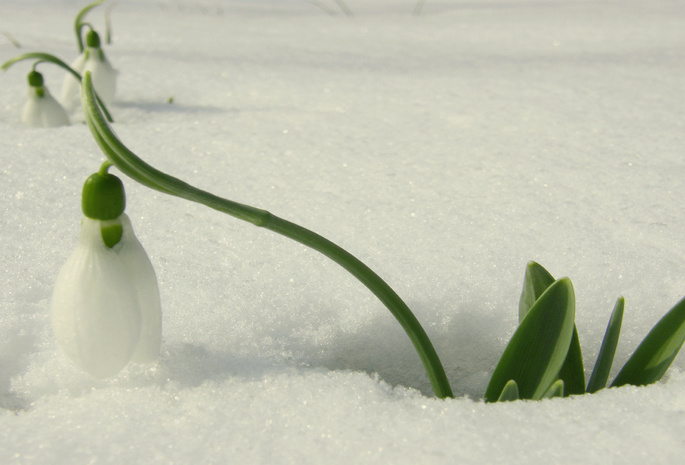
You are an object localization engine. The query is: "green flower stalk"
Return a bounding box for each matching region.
[74,0,108,53]
[80,72,454,398]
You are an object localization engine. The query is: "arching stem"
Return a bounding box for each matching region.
[74,0,107,52]
[81,72,454,399]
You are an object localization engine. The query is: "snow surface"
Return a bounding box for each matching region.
[2,0,685,463]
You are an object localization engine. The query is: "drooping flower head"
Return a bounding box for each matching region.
[21,69,70,128]
[61,29,117,112]
[51,164,161,378]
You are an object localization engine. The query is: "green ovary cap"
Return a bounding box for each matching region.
[86,29,101,48]
[27,70,44,88]
[81,167,126,221]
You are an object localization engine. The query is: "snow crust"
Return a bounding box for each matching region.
[1,1,684,463]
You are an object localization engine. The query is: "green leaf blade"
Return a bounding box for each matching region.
[587,297,624,393]
[556,327,585,395]
[485,277,576,401]
[518,262,585,395]
[612,296,685,388]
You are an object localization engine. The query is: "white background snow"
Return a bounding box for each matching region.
[1,0,685,463]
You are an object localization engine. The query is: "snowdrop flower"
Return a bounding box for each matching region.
[21,70,69,128]
[61,29,117,112]
[51,165,161,378]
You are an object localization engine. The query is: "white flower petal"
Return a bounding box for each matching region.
[59,54,86,112]
[60,49,117,112]
[51,217,141,378]
[21,87,70,128]
[116,214,162,363]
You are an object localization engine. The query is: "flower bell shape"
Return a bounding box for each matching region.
[61,29,117,112]
[21,70,70,128]
[51,166,161,378]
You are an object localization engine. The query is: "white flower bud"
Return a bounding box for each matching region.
[61,47,117,112]
[117,214,162,363]
[51,213,161,378]
[21,85,70,128]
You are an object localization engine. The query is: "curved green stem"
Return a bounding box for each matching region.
[81,72,454,399]
[3,52,79,80]
[105,0,119,44]
[2,52,114,123]
[98,160,114,176]
[74,0,107,52]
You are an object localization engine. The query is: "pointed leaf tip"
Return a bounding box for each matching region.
[519,261,556,323]
[496,380,520,402]
[587,297,624,393]
[543,379,565,399]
